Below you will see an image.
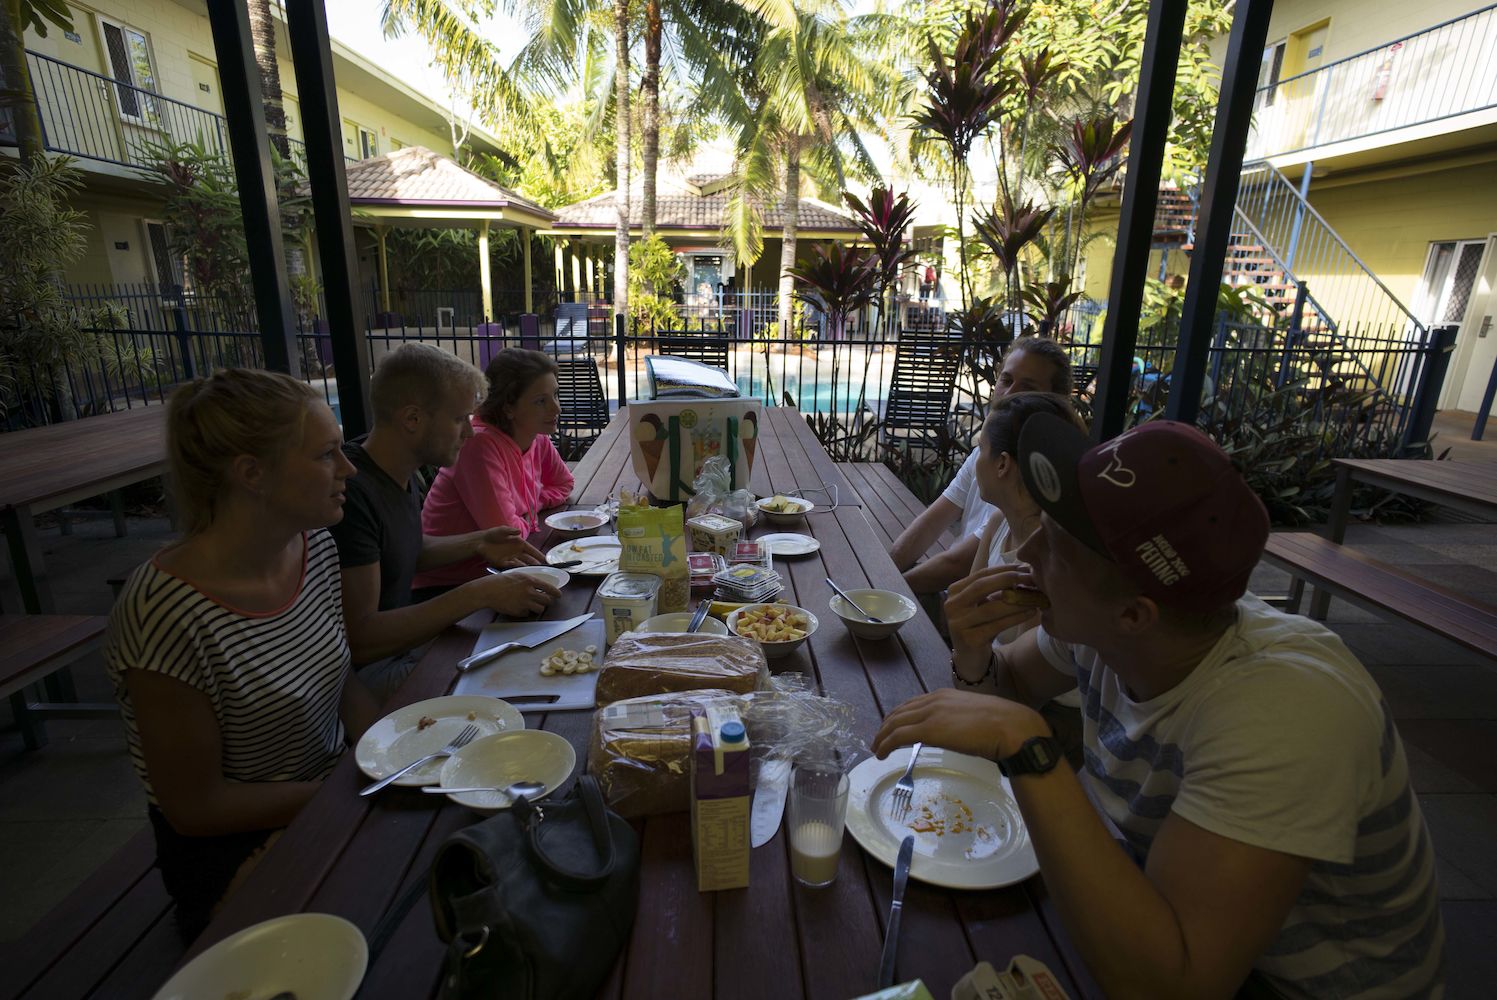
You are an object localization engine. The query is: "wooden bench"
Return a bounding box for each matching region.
[1263,532,1497,660]
[0,614,114,750]
[0,827,182,1000]
[836,461,958,558]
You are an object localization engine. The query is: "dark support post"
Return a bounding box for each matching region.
[1091,0,1188,442]
[615,313,628,403]
[204,0,299,374]
[1166,0,1276,425]
[1401,324,1457,454]
[1474,351,1497,442]
[285,0,372,436]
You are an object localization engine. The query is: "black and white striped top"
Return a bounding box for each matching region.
[106,530,351,806]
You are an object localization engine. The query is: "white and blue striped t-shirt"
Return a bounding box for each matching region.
[1038,596,1444,999]
[106,530,351,806]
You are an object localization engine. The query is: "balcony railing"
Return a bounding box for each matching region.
[21,51,354,173]
[26,51,229,169]
[1246,3,1497,159]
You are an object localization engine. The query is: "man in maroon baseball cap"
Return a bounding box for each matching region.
[874,416,1443,999]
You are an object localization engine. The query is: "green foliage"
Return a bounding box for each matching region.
[19,0,73,37]
[0,154,105,419]
[142,138,253,310]
[627,234,685,331]
[787,242,878,340]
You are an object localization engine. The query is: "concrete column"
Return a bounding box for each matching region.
[478,220,493,322]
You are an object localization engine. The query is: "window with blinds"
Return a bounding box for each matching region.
[101,20,160,125]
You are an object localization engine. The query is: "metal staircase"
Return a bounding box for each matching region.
[1151,162,1430,406]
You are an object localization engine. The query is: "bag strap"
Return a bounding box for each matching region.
[525,775,618,890]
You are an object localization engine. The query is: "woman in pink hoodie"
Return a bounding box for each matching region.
[413,349,575,589]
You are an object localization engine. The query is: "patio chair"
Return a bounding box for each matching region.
[553,357,611,460]
[655,331,730,372]
[879,334,964,452]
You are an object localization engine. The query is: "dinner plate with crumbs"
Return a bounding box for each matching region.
[546,535,623,576]
[356,696,524,787]
[845,747,1038,890]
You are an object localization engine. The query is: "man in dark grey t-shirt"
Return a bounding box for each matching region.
[329,344,560,680]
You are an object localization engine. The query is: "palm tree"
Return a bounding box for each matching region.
[248,0,289,158]
[720,2,904,337]
[612,0,630,319]
[1,0,74,167]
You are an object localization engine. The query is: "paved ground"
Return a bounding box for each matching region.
[1,414,1493,993]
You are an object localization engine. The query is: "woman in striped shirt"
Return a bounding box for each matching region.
[106,369,381,942]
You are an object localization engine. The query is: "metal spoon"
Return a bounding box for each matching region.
[825,577,883,624]
[687,598,713,633]
[424,779,548,804]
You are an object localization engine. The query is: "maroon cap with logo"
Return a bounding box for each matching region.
[1017,415,1269,612]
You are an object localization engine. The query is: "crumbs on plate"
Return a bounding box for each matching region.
[417,715,437,731]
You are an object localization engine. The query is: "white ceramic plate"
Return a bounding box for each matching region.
[151,913,367,1000]
[546,534,623,576]
[759,532,821,557]
[355,696,524,787]
[439,730,577,813]
[487,564,572,590]
[544,510,609,535]
[846,747,1038,890]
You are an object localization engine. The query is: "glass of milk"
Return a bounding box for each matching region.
[786,761,849,888]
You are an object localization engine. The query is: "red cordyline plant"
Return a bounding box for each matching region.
[972,190,1054,324]
[909,0,1025,307]
[1022,275,1084,337]
[842,186,918,333]
[1055,112,1134,278]
[787,241,878,342]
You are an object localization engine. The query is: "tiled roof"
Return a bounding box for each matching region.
[552,179,860,232]
[333,146,554,218]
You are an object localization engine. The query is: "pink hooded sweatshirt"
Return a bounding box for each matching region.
[412,418,574,588]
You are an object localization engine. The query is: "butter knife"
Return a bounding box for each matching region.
[877,835,915,988]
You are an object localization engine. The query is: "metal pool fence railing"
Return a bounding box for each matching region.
[3,299,1453,468]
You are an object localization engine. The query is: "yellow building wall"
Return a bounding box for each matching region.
[23,0,457,165]
[1213,0,1481,71]
[1295,158,1497,324]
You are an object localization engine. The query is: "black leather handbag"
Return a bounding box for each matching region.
[428,775,640,1000]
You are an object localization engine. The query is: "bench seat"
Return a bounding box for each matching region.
[0,828,181,1000]
[1263,532,1497,660]
[836,461,958,558]
[0,614,114,749]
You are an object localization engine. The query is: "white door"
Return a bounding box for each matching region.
[1442,235,1497,412]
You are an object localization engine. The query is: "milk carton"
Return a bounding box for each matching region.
[689,705,751,891]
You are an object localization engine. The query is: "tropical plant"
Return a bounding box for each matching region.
[908,1,1020,307]
[1053,111,1132,279]
[971,189,1052,321]
[842,186,918,335]
[1,0,74,165]
[627,233,685,331]
[248,0,290,158]
[787,241,877,342]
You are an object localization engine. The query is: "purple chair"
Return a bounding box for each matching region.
[476,320,507,371]
[519,313,542,351]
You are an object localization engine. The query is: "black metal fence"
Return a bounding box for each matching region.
[3,286,1451,482]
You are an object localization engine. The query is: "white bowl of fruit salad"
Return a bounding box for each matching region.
[755,494,814,523]
[726,603,818,659]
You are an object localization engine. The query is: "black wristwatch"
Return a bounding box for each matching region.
[998,735,1063,778]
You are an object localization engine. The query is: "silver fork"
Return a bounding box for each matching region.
[890,742,923,819]
[360,724,480,797]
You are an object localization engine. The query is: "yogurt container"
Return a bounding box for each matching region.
[598,572,662,646]
[687,513,744,556]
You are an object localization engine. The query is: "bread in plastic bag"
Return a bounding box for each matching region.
[595,632,769,705]
[587,689,743,817]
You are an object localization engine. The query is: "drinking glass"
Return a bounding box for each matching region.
[786,761,849,888]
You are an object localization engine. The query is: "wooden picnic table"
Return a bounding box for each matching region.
[0,404,169,615]
[1306,457,1497,618]
[159,408,1094,999]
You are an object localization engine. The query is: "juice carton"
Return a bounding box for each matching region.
[689,704,751,891]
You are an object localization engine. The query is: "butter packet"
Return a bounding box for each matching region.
[950,957,1072,1000]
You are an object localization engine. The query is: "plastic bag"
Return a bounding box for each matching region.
[617,500,689,612]
[595,632,769,705]
[588,689,742,818]
[685,457,759,527]
[741,673,867,773]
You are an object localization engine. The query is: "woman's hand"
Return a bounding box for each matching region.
[476,525,544,568]
[872,688,1050,763]
[945,564,1042,661]
[475,573,561,617]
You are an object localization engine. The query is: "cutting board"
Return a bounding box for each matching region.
[453,618,606,712]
